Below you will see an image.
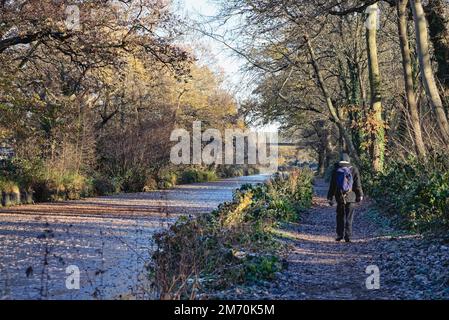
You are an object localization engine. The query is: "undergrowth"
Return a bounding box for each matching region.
[149,169,313,300]
[363,156,449,234]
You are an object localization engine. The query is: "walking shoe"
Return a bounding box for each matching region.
[335,237,343,242]
[345,238,351,243]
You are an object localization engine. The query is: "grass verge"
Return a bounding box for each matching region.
[149,169,313,300]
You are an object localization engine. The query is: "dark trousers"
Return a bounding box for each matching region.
[336,202,354,239]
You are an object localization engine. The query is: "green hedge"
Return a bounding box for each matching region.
[32,171,93,202]
[178,168,218,184]
[150,169,313,299]
[367,160,449,233]
[1,158,263,204]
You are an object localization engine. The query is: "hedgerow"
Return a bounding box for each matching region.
[150,169,313,300]
[365,157,449,233]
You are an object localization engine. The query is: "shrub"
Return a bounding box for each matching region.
[63,172,92,200]
[0,178,20,194]
[178,168,218,184]
[143,176,158,192]
[244,255,282,282]
[32,180,53,202]
[30,170,92,202]
[110,176,124,193]
[150,169,313,299]
[0,158,44,204]
[93,176,116,196]
[157,170,178,189]
[0,178,20,206]
[178,169,198,184]
[122,169,147,192]
[367,159,449,233]
[201,170,218,182]
[246,166,260,176]
[216,165,244,178]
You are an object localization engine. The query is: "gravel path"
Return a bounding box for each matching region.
[0,175,268,300]
[216,179,449,300]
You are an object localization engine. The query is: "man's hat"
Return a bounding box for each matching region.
[340,153,351,163]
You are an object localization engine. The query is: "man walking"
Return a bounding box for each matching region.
[327,153,363,243]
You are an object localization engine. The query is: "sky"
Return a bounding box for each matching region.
[175,0,249,98]
[175,0,280,133]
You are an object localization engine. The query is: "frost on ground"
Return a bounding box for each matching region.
[0,175,268,300]
[3,176,447,300]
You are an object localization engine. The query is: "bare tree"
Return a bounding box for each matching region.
[397,0,427,159]
[304,35,360,162]
[411,0,449,146]
[365,3,385,171]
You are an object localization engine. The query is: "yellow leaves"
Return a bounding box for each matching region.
[265,44,290,61]
[0,127,12,141]
[178,65,216,109]
[223,192,254,228]
[364,110,389,133]
[31,94,45,108]
[340,104,362,114]
[95,67,115,85]
[341,104,389,133]
[43,17,54,27]
[172,64,239,129]
[356,110,389,151]
[128,57,147,76]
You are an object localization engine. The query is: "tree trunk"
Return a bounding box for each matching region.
[304,34,360,163]
[317,121,332,176]
[425,0,449,97]
[324,125,333,169]
[397,0,427,159]
[411,0,449,146]
[348,59,363,154]
[366,3,385,172]
[317,148,325,176]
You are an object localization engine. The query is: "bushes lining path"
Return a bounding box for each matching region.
[206,179,449,300]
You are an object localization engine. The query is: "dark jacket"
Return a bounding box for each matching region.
[327,162,364,203]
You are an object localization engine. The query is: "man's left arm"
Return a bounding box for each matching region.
[327,169,336,201]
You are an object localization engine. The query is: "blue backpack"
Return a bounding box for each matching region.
[336,166,353,194]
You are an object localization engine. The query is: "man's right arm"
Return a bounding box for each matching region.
[327,169,336,201]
